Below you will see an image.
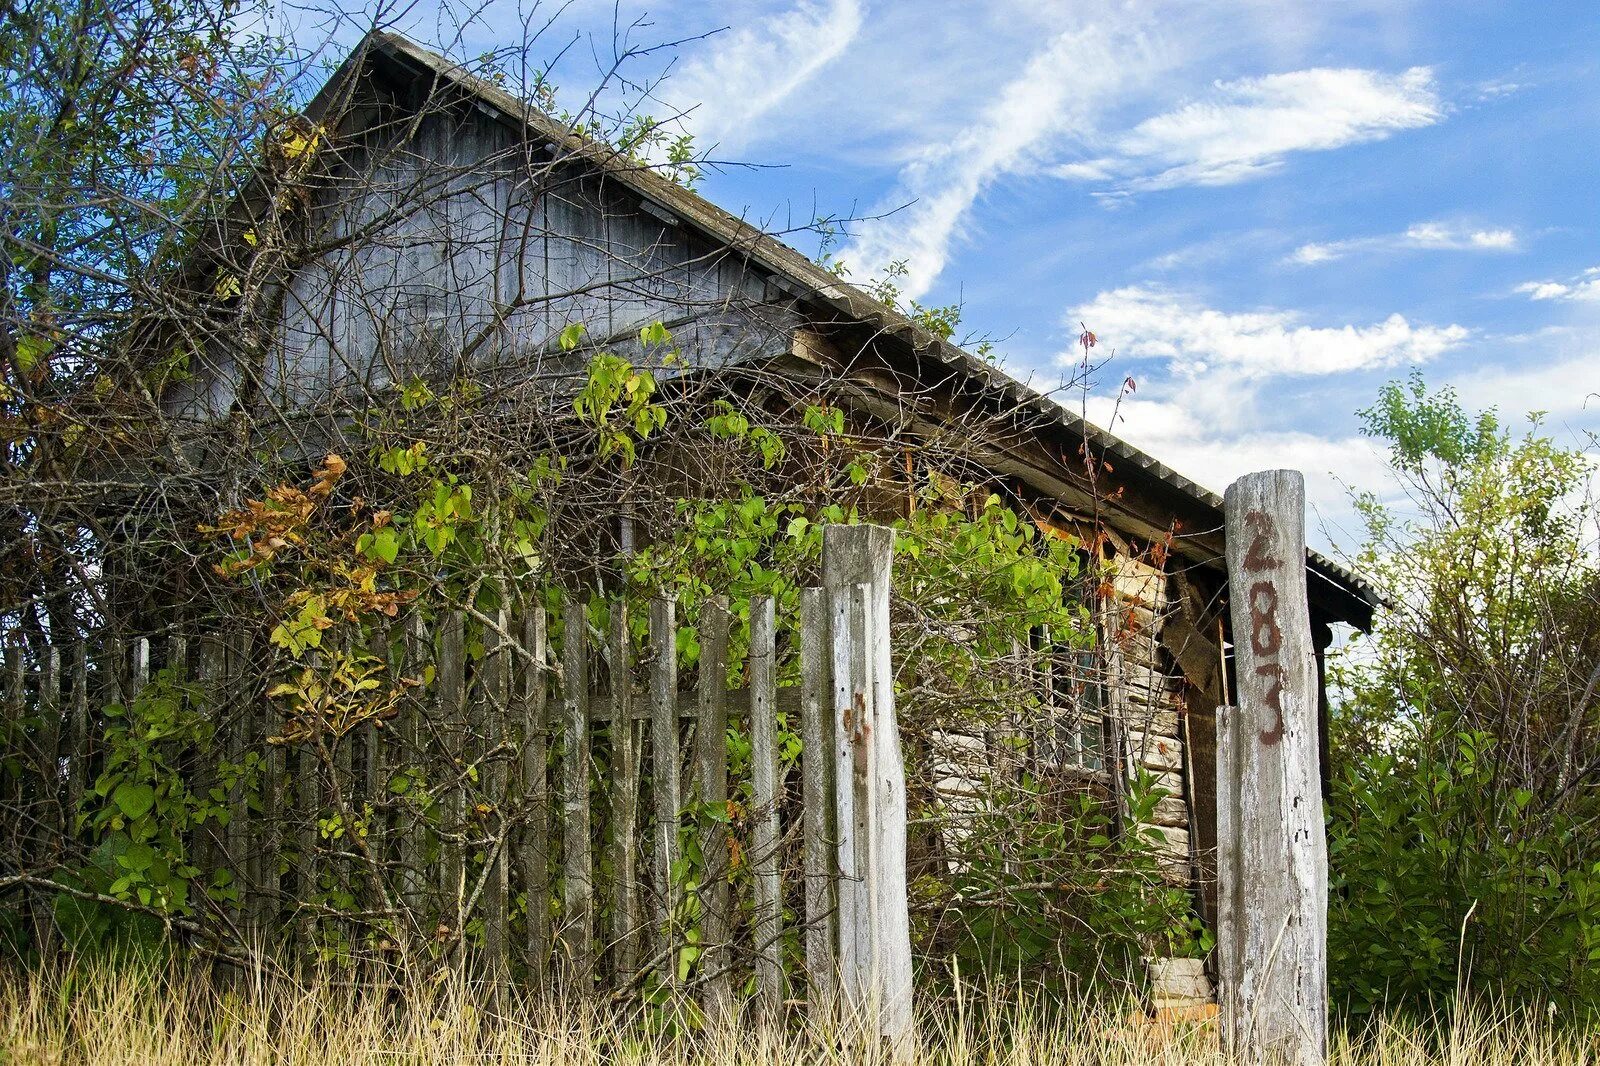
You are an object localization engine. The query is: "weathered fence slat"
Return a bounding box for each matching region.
[481,606,511,979]
[398,615,428,919]
[799,586,836,1017]
[749,595,783,1014]
[830,583,869,1006]
[648,595,680,987]
[518,604,551,983]
[609,601,641,983]
[696,595,732,1020]
[560,593,594,982]
[824,523,913,1049]
[65,643,88,822]
[436,612,467,949]
[1218,469,1329,1066]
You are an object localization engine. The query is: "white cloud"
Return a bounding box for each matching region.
[839,13,1164,300]
[1082,392,1391,552]
[1514,267,1600,303]
[1287,221,1520,265]
[1056,67,1442,195]
[661,0,863,153]
[1071,286,1470,378]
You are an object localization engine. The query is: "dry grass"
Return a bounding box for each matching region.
[0,962,1593,1066]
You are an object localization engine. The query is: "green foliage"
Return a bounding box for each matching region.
[1329,374,1599,1015]
[1329,725,1600,1016]
[926,771,1207,993]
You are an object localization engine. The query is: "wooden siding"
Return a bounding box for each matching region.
[165,99,802,421]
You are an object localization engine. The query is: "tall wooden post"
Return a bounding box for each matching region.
[822,523,913,1051]
[1218,470,1329,1065]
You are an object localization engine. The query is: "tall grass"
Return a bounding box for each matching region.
[0,962,1593,1066]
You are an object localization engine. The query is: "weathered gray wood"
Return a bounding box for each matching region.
[648,595,680,985]
[2,646,20,819]
[1216,701,1241,1037]
[129,637,150,698]
[696,595,733,1020]
[482,606,511,979]
[259,639,285,933]
[799,587,837,1016]
[608,601,641,982]
[1219,470,1328,1065]
[560,593,594,982]
[398,614,428,919]
[830,584,868,1003]
[39,646,61,814]
[437,612,467,945]
[65,643,88,820]
[822,523,913,1049]
[518,604,551,983]
[748,595,783,1014]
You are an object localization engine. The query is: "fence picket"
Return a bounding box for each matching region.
[799,587,836,1017]
[749,595,783,1014]
[696,596,732,1020]
[482,606,511,979]
[519,604,551,983]
[436,611,467,951]
[648,595,680,988]
[609,602,641,983]
[560,593,594,982]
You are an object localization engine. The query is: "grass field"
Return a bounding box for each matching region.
[1,963,1593,1065]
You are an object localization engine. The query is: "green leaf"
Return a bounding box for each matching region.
[113,782,156,820]
[558,322,587,351]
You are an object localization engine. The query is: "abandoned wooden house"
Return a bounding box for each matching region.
[122,30,1383,1003]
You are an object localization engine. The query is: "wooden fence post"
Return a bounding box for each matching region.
[609,601,642,983]
[519,604,551,984]
[799,587,837,1019]
[822,523,913,1050]
[749,595,783,1014]
[1218,470,1329,1065]
[560,593,594,983]
[648,595,680,987]
[696,596,733,1021]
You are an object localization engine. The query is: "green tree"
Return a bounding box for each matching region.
[1328,373,1600,1014]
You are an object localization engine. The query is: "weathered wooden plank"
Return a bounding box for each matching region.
[1216,702,1241,1044]
[822,523,913,1049]
[799,587,836,1016]
[560,593,594,983]
[482,606,511,979]
[65,643,88,821]
[130,637,150,698]
[518,604,551,984]
[830,584,869,1002]
[436,612,467,946]
[608,601,641,983]
[398,614,428,920]
[748,595,783,1014]
[1219,470,1328,1065]
[696,595,732,1021]
[2,646,20,822]
[648,595,680,986]
[39,646,61,823]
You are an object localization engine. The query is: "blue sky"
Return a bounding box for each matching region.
[349,0,1599,554]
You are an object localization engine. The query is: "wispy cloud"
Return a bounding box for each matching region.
[661,0,863,153]
[839,14,1162,301]
[1070,286,1469,378]
[1289,221,1520,265]
[1057,67,1442,195]
[1514,266,1600,303]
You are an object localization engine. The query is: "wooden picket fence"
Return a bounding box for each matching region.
[2,524,913,1034]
